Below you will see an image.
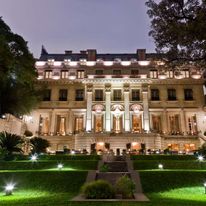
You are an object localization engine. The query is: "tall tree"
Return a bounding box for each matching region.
[146,0,206,66]
[0,17,40,116]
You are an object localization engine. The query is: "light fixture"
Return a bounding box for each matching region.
[198,155,204,162]
[158,164,163,169]
[204,182,206,194]
[71,150,75,155]
[191,71,201,79]
[57,163,63,170]
[30,154,38,162]
[5,183,15,195]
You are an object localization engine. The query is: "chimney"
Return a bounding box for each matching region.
[65,50,72,54]
[87,49,97,61]
[137,49,146,61]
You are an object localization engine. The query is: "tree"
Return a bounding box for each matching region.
[30,137,50,154]
[0,132,23,156]
[146,0,206,66]
[0,17,41,116]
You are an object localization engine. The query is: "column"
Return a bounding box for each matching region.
[142,84,150,132]
[105,84,111,132]
[50,109,55,135]
[68,109,73,134]
[180,109,186,135]
[162,109,168,134]
[124,84,130,132]
[86,84,93,131]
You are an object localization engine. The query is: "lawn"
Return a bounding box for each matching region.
[0,155,206,206]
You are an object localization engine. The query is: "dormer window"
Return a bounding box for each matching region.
[47,59,54,66]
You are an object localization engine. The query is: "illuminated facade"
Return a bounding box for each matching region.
[26,48,206,153]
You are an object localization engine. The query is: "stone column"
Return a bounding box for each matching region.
[124,84,130,132]
[142,84,150,132]
[180,109,186,135]
[105,84,111,132]
[50,109,55,135]
[68,109,73,134]
[86,84,93,132]
[162,109,168,134]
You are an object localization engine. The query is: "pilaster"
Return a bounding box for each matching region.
[105,84,111,132]
[124,84,130,132]
[86,84,93,131]
[142,84,150,132]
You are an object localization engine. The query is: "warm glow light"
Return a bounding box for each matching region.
[86,61,96,66]
[53,61,62,66]
[71,150,75,155]
[98,142,104,146]
[138,61,150,66]
[35,61,46,67]
[104,61,113,66]
[121,61,131,66]
[132,142,138,146]
[37,76,44,80]
[191,73,201,79]
[69,62,78,66]
[158,73,167,79]
[52,76,60,80]
[68,75,76,80]
[140,74,147,79]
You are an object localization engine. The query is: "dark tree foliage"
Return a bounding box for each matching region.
[0,17,41,116]
[30,137,50,154]
[146,0,206,65]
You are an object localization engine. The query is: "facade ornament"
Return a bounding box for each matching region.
[86,84,93,92]
[123,83,130,92]
[142,83,148,92]
[105,83,111,92]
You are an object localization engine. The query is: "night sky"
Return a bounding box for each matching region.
[0,0,156,58]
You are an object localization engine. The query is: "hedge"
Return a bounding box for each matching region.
[0,160,98,170]
[131,155,196,161]
[140,170,206,193]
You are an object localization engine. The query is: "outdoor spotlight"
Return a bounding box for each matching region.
[198,155,204,162]
[5,183,15,196]
[71,150,75,155]
[204,183,206,194]
[158,164,163,169]
[30,154,37,162]
[57,163,63,170]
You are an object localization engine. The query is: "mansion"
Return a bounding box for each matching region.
[26,48,206,154]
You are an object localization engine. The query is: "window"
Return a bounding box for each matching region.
[75,117,83,133]
[113,70,121,75]
[77,70,85,79]
[151,89,160,101]
[56,116,66,135]
[166,70,174,78]
[132,90,140,101]
[168,89,176,100]
[45,70,52,79]
[113,90,122,101]
[76,89,84,101]
[150,70,158,78]
[187,115,197,135]
[95,70,103,75]
[61,70,68,79]
[182,70,190,78]
[169,114,180,134]
[131,70,139,75]
[95,90,103,101]
[59,89,68,101]
[184,89,193,100]
[43,89,51,101]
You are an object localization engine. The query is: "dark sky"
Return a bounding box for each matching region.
[0,0,156,58]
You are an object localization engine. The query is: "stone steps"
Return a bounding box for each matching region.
[104,161,128,172]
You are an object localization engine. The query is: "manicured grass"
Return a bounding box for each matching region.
[133,160,206,170]
[131,154,197,161]
[0,160,98,170]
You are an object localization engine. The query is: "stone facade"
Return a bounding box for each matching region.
[25,48,206,154]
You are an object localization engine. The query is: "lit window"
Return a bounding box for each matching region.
[113,90,122,101]
[182,70,190,78]
[45,70,52,79]
[59,89,68,101]
[61,70,69,79]
[150,70,158,78]
[75,89,84,101]
[77,70,85,79]
[95,90,103,101]
[132,90,140,101]
[166,70,174,78]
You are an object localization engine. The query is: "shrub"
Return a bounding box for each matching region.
[81,180,115,199]
[99,164,109,172]
[30,137,50,154]
[115,175,135,199]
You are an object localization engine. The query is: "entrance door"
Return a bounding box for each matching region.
[132,115,142,133]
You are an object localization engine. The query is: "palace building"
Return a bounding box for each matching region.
[26,47,206,154]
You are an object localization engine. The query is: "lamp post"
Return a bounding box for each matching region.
[5,183,15,196]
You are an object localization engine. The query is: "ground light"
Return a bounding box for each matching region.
[57,163,63,170]
[198,155,204,162]
[4,183,15,196]
[204,183,206,194]
[158,164,163,169]
[30,154,38,162]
